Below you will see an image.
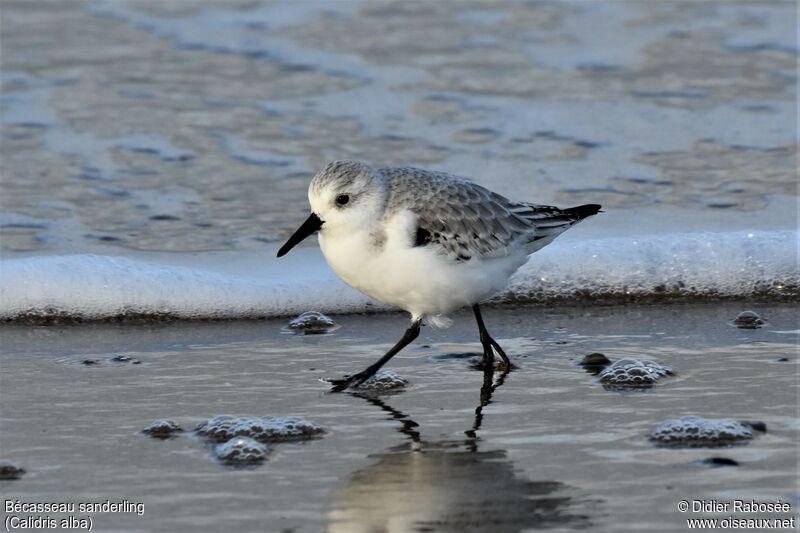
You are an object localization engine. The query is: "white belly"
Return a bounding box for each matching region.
[319,226,527,320]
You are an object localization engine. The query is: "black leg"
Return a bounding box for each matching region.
[472,304,510,368]
[328,319,422,392]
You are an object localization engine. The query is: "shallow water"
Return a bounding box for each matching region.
[1,304,797,531]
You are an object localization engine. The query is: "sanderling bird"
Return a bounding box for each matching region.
[278,160,601,391]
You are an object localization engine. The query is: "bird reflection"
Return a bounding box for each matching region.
[327,366,592,532]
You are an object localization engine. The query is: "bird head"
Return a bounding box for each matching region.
[277,160,387,257]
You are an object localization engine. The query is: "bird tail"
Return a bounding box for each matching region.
[510,202,602,253]
[561,204,603,220]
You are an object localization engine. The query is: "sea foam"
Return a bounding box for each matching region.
[0,230,796,321]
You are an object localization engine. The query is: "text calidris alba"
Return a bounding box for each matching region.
[278,161,601,391]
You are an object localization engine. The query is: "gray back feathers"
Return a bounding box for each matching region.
[380,166,592,261]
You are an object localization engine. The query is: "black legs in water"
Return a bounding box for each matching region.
[328,304,508,392]
[353,362,511,448]
[472,304,510,369]
[328,319,422,392]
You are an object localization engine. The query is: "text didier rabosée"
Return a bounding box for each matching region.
[691,499,791,513]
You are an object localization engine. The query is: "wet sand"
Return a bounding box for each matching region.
[1,303,797,531]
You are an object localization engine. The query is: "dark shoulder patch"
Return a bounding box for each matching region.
[414,227,432,247]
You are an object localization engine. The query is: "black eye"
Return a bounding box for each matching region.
[335,194,350,206]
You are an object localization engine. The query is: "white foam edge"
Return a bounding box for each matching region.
[0,229,796,320]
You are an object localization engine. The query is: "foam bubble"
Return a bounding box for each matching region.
[730,310,766,329]
[598,359,673,388]
[214,437,270,465]
[284,311,339,334]
[142,420,183,439]
[649,416,754,447]
[195,415,325,443]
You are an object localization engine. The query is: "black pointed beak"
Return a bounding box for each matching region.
[277,213,323,257]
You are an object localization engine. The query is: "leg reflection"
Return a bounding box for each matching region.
[329,368,592,532]
[465,364,511,450]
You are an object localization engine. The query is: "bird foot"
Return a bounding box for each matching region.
[470,357,515,372]
[326,372,372,392]
[470,358,493,371]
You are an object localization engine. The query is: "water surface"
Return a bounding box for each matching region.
[1,304,797,531]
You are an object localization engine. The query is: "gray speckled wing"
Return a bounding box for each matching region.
[381,167,584,261]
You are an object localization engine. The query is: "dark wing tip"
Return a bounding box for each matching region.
[563,203,602,219]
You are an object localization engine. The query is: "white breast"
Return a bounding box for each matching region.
[319,210,528,320]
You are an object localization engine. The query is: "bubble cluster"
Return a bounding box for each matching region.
[649,416,756,447]
[142,419,184,439]
[598,358,673,388]
[214,437,270,465]
[730,310,766,329]
[285,311,339,334]
[195,415,325,443]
